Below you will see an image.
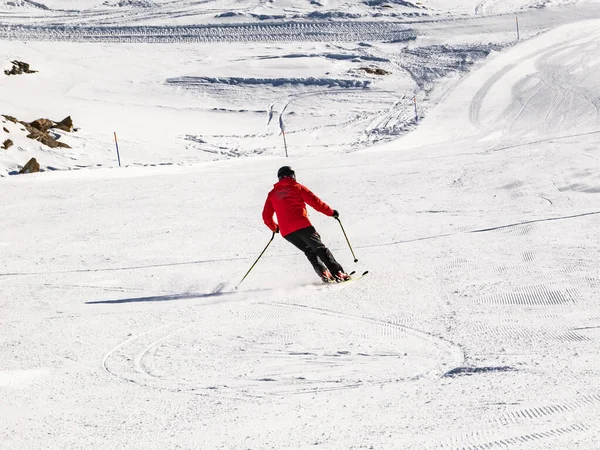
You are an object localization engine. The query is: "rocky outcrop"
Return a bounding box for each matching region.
[2,139,13,150]
[29,118,54,133]
[359,66,391,75]
[4,60,37,76]
[1,114,73,149]
[19,158,40,174]
[27,127,70,148]
[3,115,18,124]
[53,116,74,132]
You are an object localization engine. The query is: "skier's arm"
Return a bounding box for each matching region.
[262,195,279,232]
[299,185,334,216]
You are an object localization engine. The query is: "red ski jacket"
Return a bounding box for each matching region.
[262,177,334,237]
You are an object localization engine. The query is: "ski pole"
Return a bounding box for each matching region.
[335,217,358,263]
[236,231,276,289]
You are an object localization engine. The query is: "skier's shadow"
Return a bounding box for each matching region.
[85,284,269,305]
[86,291,229,305]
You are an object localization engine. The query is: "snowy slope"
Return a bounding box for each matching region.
[3,3,600,450]
[0,0,598,26]
[3,3,600,177]
[400,19,600,147]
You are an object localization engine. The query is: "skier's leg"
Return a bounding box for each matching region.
[284,229,329,278]
[301,227,345,275]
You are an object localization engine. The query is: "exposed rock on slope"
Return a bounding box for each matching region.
[4,60,37,76]
[19,157,40,174]
[2,114,73,148]
[359,66,391,75]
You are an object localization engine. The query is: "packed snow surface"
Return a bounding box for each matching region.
[2,0,600,449]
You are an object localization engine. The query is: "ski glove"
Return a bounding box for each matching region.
[274,226,280,234]
[332,210,339,219]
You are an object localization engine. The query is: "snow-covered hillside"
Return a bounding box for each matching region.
[2,1,600,449]
[2,2,600,176]
[0,0,597,24]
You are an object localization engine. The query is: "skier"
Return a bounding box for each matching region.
[262,166,351,283]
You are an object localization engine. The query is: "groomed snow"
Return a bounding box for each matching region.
[2,1,600,449]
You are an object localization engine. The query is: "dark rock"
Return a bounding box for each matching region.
[19,157,40,174]
[2,114,73,149]
[26,128,70,148]
[359,66,391,75]
[2,115,18,124]
[29,118,54,133]
[4,60,38,76]
[2,139,13,149]
[3,127,8,133]
[54,116,73,132]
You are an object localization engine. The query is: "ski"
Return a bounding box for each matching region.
[322,270,369,284]
[342,270,369,283]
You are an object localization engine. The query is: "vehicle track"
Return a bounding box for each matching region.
[0,0,264,25]
[0,21,417,43]
[497,394,600,426]
[434,392,599,448]
[444,423,590,450]
[474,284,581,306]
[469,321,590,343]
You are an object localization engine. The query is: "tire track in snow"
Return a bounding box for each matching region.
[521,251,536,262]
[0,22,417,43]
[441,423,590,450]
[0,0,281,26]
[495,223,535,236]
[444,257,538,275]
[474,284,581,306]
[496,394,600,427]
[438,393,600,448]
[468,321,590,343]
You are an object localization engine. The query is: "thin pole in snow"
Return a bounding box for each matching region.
[113,132,121,167]
[279,105,289,157]
[282,129,289,158]
[516,16,520,41]
[413,96,418,123]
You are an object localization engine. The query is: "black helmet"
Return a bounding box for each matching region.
[277,166,295,180]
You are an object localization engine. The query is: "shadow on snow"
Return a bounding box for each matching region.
[85,285,271,305]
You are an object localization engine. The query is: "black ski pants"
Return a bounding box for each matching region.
[284,226,344,276]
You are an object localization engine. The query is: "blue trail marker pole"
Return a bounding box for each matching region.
[516,16,520,41]
[114,132,121,167]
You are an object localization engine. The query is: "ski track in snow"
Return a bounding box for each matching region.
[101,300,464,396]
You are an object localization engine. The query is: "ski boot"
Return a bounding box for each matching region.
[334,271,351,282]
[320,270,335,283]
